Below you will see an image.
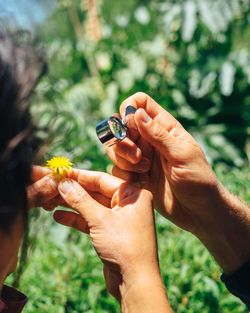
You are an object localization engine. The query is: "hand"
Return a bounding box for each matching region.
[54,170,171,312]
[27,166,61,210]
[106,92,250,273]
[106,92,219,235]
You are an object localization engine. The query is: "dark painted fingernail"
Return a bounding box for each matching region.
[125,105,137,116]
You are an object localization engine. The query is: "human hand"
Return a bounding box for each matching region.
[27,166,61,210]
[106,92,220,236]
[106,92,250,273]
[54,170,171,312]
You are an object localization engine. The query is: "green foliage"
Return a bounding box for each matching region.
[32,0,250,168]
[7,1,250,312]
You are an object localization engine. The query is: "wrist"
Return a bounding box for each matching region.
[119,265,171,313]
[120,262,163,293]
[195,183,250,274]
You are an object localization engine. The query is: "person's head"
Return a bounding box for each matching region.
[0,29,46,287]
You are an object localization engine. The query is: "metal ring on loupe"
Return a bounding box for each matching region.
[96,116,128,147]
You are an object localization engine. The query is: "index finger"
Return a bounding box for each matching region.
[120,92,179,130]
[31,165,52,183]
[68,169,124,198]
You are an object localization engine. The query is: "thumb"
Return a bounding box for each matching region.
[58,179,106,223]
[134,108,178,163]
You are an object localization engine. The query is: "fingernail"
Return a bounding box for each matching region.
[136,157,151,173]
[125,105,136,116]
[138,109,151,124]
[59,179,74,194]
[122,104,136,121]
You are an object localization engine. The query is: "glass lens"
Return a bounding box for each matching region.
[109,117,126,140]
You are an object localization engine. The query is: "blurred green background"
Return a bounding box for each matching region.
[2,0,250,312]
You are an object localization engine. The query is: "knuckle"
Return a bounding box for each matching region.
[35,176,57,194]
[152,123,167,141]
[112,155,133,171]
[69,189,88,208]
[133,91,148,99]
[94,173,102,189]
[28,188,43,207]
[97,172,108,190]
[119,162,134,172]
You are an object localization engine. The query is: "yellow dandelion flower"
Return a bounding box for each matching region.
[46,156,73,177]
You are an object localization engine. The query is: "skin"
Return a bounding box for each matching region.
[106,92,250,274]
[0,214,24,293]
[27,166,60,209]
[53,169,172,313]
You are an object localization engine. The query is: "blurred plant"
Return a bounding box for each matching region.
[31,0,250,168]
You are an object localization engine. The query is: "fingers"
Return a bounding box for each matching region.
[134,108,182,163]
[120,92,160,119]
[112,166,149,188]
[119,93,197,165]
[58,179,107,222]
[120,92,181,132]
[43,191,110,211]
[112,166,134,181]
[54,210,89,233]
[124,113,140,142]
[31,166,52,183]
[114,183,153,208]
[89,192,111,208]
[110,139,141,164]
[43,195,65,211]
[68,169,123,198]
[28,175,59,208]
[106,148,151,173]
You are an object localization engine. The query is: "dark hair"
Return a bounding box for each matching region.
[0,30,47,231]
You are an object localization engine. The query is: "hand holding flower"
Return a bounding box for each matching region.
[54,169,172,312]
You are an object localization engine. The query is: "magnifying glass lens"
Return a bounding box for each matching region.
[109,117,126,140]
